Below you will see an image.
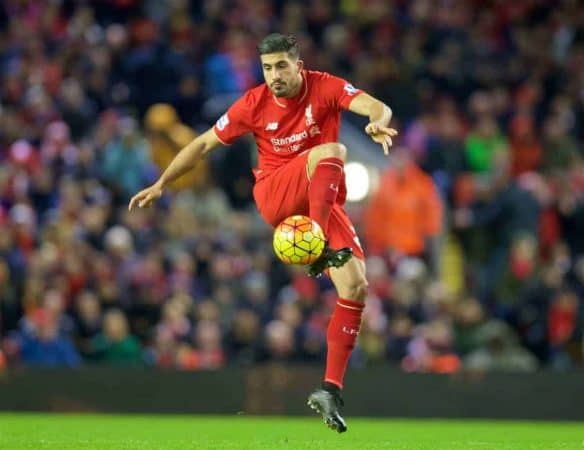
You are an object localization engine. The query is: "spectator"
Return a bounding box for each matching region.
[464,116,508,174]
[100,117,153,199]
[401,320,461,374]
[264,320,297,362]
[143,103,208,192]
[453,298,487,357]
[91,309,142,366]
[364,148,443,259]
[541,115,580,175]
[17,309,81,368]
[204,30,261,95]
[454,153,541,303]
[508,114,542,177]
[547,290,580,369]
[386,314,414,362]
[73,291,102,359]
[464,321,538,373]
[226,309,262,366]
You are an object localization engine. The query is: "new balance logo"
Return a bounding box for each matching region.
[342,326,359,336]
[265,122,279,131]
[330,184,339,192]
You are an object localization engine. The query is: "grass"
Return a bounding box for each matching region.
[0,413,582,449]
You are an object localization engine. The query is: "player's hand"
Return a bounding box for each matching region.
[365,123,398,155]
[128,181,164,211]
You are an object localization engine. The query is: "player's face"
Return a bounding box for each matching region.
[260,52,303,97]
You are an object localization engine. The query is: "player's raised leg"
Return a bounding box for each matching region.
[306,143,353,276]
[307,142,346,231]
[308,257,367,433]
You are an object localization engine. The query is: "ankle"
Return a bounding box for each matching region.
[322,380,342,393]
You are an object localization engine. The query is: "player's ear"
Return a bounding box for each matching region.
[296,59,304,72]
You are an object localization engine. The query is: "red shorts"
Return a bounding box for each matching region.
[253,151,365,260]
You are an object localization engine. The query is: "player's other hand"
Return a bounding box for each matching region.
[365,123,398,155]
[128,181,164,211]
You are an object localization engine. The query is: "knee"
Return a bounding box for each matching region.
[317,143,347,162]
[344,277,369,302]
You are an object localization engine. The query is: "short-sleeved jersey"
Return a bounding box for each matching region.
[213,70,363,180]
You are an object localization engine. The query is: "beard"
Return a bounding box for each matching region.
[270,82,288,97]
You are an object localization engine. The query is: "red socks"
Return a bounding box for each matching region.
[324,298,365,389]
[309,157,344,233]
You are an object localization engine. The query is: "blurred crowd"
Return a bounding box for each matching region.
[0,0,583,373]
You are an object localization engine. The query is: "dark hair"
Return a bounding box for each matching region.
[257,33,299,58]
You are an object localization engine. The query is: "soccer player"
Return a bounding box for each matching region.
[129,33,396,433]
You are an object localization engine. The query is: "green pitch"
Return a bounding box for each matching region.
[0,413,582,450]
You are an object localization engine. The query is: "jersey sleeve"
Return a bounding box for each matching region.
[213,93,254,145]
[318,73,364,111]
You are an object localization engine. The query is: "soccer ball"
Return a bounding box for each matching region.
[273,215,326,265]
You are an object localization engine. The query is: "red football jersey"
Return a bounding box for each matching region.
[213,70,363,180]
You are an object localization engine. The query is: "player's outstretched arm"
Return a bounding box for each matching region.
[128,128,222,210]
[348,93,397,155]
